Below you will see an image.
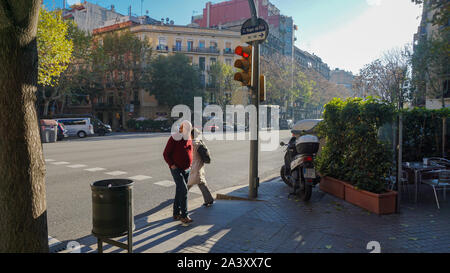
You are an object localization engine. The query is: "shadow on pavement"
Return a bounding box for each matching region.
[73,178,450,253]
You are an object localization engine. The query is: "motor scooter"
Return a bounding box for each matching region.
[280,119,322,201]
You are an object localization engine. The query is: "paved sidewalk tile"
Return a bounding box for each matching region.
[66,178,450,253]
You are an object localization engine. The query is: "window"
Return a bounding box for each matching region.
[210,41,217,49]
[187,40,193,51]
[158,37,167,50]
[225,42,232,49]
[210,58,216,65]
[158,37,167,46]
[175,40,182,51]
[199,40,205,48]
[199,57,206,71]
[225,58,232,66]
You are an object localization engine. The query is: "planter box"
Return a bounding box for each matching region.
[319,176,346,199]
[344,183,397,215]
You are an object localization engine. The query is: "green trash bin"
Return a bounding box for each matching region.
[91,179,134,238]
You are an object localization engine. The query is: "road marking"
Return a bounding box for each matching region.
[128,175,152,181]
[48,235,62,248]
[154,180,174,187]
[85,167,106,172]
[105,171,127,176]
[52,161,70,165]
[45,159,56,162]
[67,164,87,168]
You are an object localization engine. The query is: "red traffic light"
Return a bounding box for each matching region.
[235,46,251,58]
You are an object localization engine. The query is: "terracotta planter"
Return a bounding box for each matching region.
[319,176,346,199]
[344,183,397,215]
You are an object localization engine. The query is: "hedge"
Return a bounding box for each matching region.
[126,119,171,132]
[315,97,449,194]
[316,97,396,194]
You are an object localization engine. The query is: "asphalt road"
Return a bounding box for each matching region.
[43,130,292,242]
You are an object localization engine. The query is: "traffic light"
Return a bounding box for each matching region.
[234,45,252,87]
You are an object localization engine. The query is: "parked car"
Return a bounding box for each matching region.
[44,114,112,136]
[280,119,294,130]
[56,121,68,141]
[90,118,112,136]
[55,118,95,138]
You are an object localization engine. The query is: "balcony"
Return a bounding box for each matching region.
[156,45,169,52]
[223,48,234,55]
[172,46,220,55]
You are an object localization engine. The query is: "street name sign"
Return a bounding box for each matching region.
[241,18,269,44]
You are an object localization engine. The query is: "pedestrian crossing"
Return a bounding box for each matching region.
[44,159,201,194]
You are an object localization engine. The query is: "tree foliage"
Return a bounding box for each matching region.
[148,53,203,109]
[90,31,152,126]
[353,46,411,105]
[37,7,73,87]
[208,61,241,107]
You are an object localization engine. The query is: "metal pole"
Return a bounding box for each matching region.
[248,0,259,198]
[443,117,447,158]
[249,42,260,198]
[397,112,402,213]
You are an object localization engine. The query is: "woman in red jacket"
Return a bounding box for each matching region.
[163,120,193,226]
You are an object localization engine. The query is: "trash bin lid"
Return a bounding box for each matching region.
[91,179,134,189]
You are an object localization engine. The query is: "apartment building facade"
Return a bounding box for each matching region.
[90,22,242,128]
[330,68,354,93]
[191,0,330,80]
[413,1,450,109]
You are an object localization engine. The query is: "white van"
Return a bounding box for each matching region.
[56,118,95,138]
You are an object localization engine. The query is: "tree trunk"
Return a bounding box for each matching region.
[43,99,50,116]
[0,1,49,252]
[60,95,66,114]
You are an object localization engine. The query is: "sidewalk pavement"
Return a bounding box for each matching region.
[56,176,450,253]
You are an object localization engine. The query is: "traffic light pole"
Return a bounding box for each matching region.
[248,0,259,198]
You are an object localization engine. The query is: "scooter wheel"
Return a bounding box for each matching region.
[280,166,293,188]
[298,182,312,201]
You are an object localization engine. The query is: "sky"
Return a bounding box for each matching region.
[46,0,423,75]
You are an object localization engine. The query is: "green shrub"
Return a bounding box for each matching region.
[126,119,137,129]
[316,97,395,194]
[401,107,449,162]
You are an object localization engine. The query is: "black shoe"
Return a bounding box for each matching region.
[203,201,214,207]
[173,214,181,221]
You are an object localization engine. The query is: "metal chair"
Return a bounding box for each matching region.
[428,157,450,168]
[421,169,450,209]
[386,170,410,199]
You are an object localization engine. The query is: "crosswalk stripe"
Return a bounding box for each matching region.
[52,161,70,165]
[85,167,106,172]
[154,180,174,187]
[67,164,87,168]
[128,175,152,181]
[105,171,127,176]
[45,159,56,162]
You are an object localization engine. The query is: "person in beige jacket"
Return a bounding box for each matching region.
[187,128,214,207]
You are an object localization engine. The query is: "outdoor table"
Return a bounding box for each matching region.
[403,162,445,203]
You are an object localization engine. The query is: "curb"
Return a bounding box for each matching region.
[214,173,280,202]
